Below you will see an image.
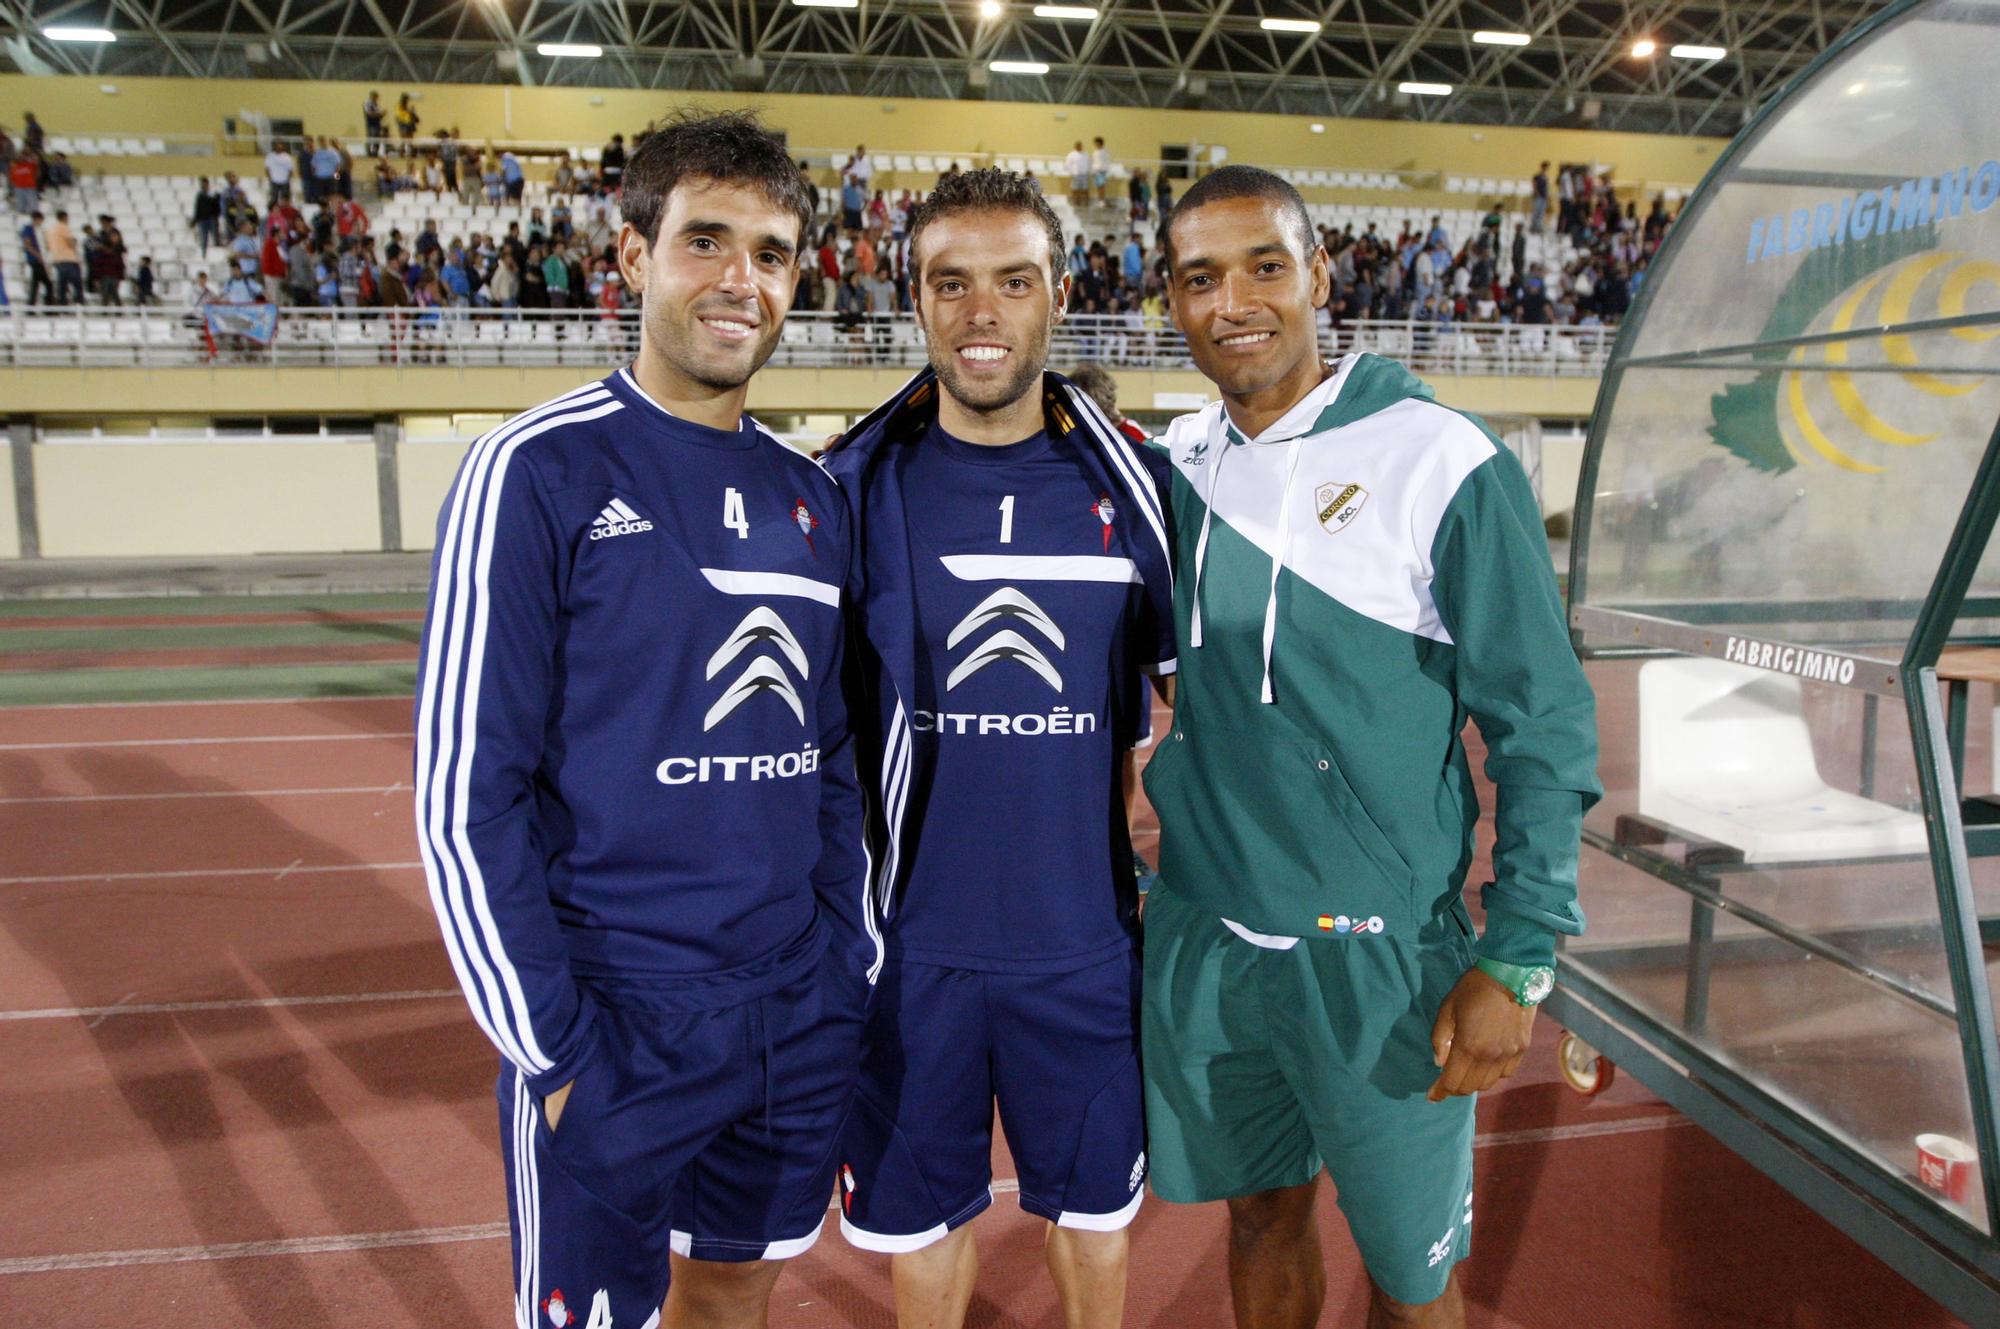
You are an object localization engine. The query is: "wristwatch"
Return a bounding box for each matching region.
[1473,957,1556,1007]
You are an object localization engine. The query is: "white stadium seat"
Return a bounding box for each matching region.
[1638,658,1928,863]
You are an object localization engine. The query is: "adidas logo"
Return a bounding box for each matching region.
[590,497,654,541]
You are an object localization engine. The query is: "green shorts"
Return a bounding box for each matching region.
[1140,888,1478,1306]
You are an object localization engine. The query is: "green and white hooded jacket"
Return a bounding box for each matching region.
[1141,353,1600,967]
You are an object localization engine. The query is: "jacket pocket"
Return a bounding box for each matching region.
[1142,715,1418,937]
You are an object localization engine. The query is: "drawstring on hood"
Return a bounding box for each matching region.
[1259,434,1307,704]
[1187,359,1360,706]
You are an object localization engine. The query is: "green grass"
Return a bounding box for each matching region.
[0,593,426,620]
[0,594,426,705]
[0,662,418,706]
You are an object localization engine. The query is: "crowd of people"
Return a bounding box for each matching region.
[5,100,1676,349]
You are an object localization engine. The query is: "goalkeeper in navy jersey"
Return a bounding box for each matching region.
[824,170,1176,1329]
[412,111,874,1329]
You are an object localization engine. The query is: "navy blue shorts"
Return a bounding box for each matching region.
[499,938,865,1328]
[836,947,1146,1251]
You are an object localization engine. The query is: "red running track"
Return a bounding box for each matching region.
[0,696,1969,1328]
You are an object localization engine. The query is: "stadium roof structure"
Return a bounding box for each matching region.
[0,0,1894,136]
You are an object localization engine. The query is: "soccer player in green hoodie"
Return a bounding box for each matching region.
[1139,165,1600,1328]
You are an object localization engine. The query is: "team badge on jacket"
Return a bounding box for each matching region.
[1315,482,1368,535]
[1091,493,1116,552]
[542,1289,574,1326]
[792,499,819,554]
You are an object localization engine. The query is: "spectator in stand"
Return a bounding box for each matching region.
[335,192,369,242]
[308,135,340,205]
[10,145,37,215]
[1091,135,1112,205]
[1064,140,1089,208]
[487,248,520,309]
[133,255,158,306]
[188,177,223,257]
[796,160,820,220]
[553,153,578,197]
[363,91,385,156]
[852,224,878,279]
[438,129,460,195]
[91,214,126,306]
[265,139,296,205]
[420,153,444,196]
[287,225,315,305]
[1530,161,1549,234]
[21,112,45,187]
[482,153,504,207]
[441,241,472,307]
[845,143,873,192]
[260,212,290,302]
[313,241,339,306]
[501,149,524,203]
[394,93,419,154]
[1128,167,1149,223]
[188,270,215,306]
[519,242,548,308]
[600,133,627,193]
[1122,230,1145,290]
[377,242,410,306]
[338,237,365,308]
[550,197,572,243]
[20,209,52,305]
[840,173,865,234]
[543,242,571,309]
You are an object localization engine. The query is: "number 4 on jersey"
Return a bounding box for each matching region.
[585,1288,612,1329]
[724,487,749,539]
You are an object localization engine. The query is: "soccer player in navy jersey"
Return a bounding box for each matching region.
[412,110,875,1329]
[824,170,1176,1329]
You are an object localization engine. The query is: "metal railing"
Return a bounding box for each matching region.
[0,306,1615,377]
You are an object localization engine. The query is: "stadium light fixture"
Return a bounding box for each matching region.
[1670,43,1727,60]
[1472,31,1530,47]
[43,26,117,42]
[990,59,1052,74]
[1260,18,1324,34]
[1630,38,1657,57]
[536,42,603,56]
[1398,81,1452,96]
[792,0,860,7]
[978,0,1003,18]
[1031,5,1097,18]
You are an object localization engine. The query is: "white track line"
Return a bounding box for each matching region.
[0,1116,1690,1276]
[1476,1115,1694,1149]
[0,862,423,886]
[0,732,412,752]
[0,784,406,806]
[0,1223,511,1276]
[0,989,460,1023]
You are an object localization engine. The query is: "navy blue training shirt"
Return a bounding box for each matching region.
[413,369,872,1096]
[889,422,1157,972]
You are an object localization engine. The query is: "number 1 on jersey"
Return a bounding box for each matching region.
[724,487,749,539]
[998,494,1015,544]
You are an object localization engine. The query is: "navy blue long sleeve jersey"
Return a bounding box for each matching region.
[413,369,874,1095]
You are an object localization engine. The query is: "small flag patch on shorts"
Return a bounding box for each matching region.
[1317,915,1335,931]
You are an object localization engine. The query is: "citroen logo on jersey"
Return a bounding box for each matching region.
[944,587,1064,693]
[704,606,808,731]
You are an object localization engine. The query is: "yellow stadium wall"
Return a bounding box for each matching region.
[0,73,1725,190]
[8,367,1591,559]
[0,450,18,559]
[32,440,381,557]
[3,365,1598,421]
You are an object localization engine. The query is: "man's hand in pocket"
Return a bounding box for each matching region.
[544,1079,575,1131]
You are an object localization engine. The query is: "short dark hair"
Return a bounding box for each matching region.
[619,108,812,250]
[1067,362,1119,417]
[907,167,1065,285]
[1164,164,1317,267]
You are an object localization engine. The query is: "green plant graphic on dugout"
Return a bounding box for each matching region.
[1708,225,2000,475]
